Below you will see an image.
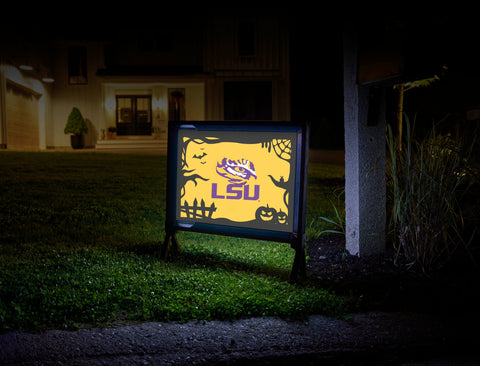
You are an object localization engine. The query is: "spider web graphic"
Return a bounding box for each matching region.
[272,139,292,161]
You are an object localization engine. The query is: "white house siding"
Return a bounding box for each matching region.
[204,15,283,72]
[50,40,207,148]
[100,79,205,140]
[0,63,52,150]
[1,11,290,150]
[184,83,206,121]
[50,42,105,148]
[203,13,291,122]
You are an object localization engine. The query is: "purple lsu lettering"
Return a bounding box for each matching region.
[211,183,260,200]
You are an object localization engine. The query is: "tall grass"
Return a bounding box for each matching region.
[386,117,477,273]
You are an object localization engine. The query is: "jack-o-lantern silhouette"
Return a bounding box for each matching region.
[277,209,287,225]
[255,205,277,223]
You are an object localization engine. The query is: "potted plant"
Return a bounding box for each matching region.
[64,107,88,149]
[107,126,117,139]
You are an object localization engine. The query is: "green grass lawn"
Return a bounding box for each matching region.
[0,151,346,331]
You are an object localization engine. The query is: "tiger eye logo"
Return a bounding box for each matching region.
[212,158,260,201]
[216,158,257,185]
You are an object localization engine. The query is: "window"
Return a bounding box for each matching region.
[137,32,173,53]
[116,96,152,135]
[238,22,255,56]
[168,89,185,121]
[117,97,133,123]
[137,36,155,52]
[156,32,173,53]
[224,82,272,121]
[68,46,87,85]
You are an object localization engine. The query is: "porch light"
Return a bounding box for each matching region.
[19,64,34,71]
[105,96,115,111]
[152,97,164,110]
[42,77,55,83]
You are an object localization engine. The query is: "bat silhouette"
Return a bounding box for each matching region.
[192,152,207,159]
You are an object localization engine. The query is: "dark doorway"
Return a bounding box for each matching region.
[116,96,152,136]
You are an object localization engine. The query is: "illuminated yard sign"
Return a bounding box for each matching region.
[162,121,309,281]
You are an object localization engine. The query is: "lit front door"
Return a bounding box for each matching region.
[116,96,152,136]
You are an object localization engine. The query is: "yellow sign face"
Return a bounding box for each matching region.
[176,130,297,232]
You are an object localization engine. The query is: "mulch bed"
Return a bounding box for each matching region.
[305,234,480,313]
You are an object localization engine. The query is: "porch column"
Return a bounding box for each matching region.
[343,25,386,256]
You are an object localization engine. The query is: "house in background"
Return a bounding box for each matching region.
[0,11,291,151]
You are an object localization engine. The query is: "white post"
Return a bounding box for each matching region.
[343,25,386,256]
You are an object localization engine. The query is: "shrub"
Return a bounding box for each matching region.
[386,117,476,273]
[64,107,88,135]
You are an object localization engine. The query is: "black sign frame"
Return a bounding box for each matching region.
[162,121,309,282]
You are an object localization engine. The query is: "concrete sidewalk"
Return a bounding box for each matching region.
[1,311,479,365]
